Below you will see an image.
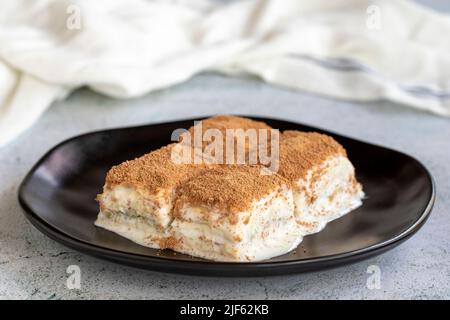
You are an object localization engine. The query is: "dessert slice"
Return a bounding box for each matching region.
[95,144,205,248]
[180,115,276,165]
[278,131,364,235]
[170,166,301,262]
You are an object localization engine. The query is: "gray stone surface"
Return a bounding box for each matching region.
[1,0,450,300]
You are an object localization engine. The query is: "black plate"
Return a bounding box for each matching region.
[18,116,435,276]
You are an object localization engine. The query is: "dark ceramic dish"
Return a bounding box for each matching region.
[18,116,435,276]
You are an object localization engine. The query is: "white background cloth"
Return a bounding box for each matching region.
[1,0,450,147]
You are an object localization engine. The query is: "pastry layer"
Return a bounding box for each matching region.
[95,209,168,249]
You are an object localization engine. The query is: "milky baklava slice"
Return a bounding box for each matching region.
[170,166,301,262]
[278,131,364,235]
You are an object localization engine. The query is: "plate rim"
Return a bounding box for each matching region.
[17,116,437,275]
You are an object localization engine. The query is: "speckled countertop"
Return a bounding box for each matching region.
[1,1,450,300]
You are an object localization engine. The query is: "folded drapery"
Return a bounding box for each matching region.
[1,0,450,147]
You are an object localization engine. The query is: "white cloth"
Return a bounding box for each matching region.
[1,0,450,147]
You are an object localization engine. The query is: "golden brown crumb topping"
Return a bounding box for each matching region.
[278,131,346,181]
